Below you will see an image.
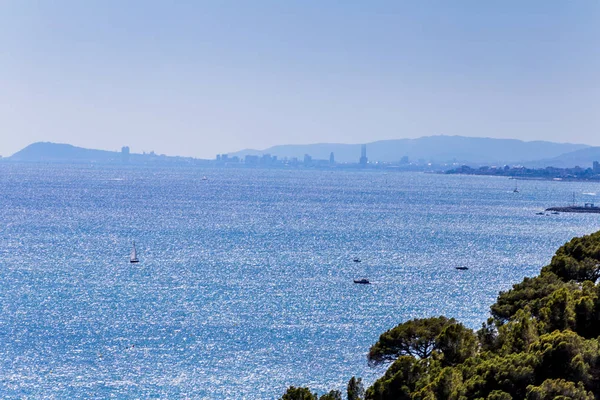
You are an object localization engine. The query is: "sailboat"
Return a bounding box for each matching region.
[513,180,519,193]
[130,241,139,264]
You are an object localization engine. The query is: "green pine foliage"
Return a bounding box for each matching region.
[347,376,365,400]
[280,386,318,400]
[281,231,600,399]
[320,390,343,400]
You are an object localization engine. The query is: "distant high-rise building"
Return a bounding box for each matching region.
[594,161,600,174]
[217,154,234,164]
[121,146,130,163]
[304,154,312,166]
[359,144,368,166]
[329,152,335,165]
[261,154,277,165]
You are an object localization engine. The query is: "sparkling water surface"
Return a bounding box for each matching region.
[1,163,599,398]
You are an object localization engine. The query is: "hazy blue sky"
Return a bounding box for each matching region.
[1,1,598,158]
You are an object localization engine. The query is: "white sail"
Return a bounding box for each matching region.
[130,241,139,263]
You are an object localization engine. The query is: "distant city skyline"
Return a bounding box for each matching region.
[1,1,599,158]
[9,135,595,168]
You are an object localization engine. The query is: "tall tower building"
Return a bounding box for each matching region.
[303,154,312,166]
[359,144,368,166]
[121,146,130,163]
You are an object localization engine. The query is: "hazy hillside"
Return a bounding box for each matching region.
[8,142,201,164]
[229,135,589,164]
[526,146,600,168]
[10,142,120,162]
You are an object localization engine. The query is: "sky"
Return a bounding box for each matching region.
[1,1,598,158]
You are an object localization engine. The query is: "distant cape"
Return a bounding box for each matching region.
[10,142,121,162]
[8,142,202,164]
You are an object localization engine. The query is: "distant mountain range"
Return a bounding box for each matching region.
[230,135,592,165]
[5,136,600,168]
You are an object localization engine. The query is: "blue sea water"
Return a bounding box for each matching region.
[1,163,599,398]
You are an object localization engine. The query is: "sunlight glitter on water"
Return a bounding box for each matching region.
[0,164,599,398]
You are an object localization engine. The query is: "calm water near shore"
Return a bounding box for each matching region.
[1,164,599,398]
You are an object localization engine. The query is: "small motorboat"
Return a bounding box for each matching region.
[551,211,560,215]
[353,278,371,284]
[353,258,361,263]
[455,267,469,271]
[536,212,545,215]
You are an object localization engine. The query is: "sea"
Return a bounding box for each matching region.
[1,163,599,399]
